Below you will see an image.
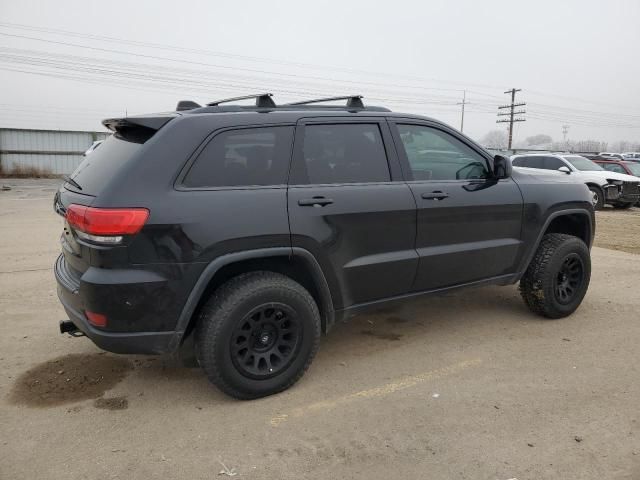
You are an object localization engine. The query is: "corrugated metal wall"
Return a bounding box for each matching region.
[0,128,110,175]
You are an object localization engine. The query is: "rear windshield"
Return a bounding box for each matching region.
[66,135,143,195]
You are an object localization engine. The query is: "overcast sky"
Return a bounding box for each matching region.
[1,0,639,144]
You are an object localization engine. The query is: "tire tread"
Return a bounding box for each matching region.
[195,271,320,400]
[519,233,589,319]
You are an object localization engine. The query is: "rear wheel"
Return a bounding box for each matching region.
[588,185,604,210]
[195,271,321,399]
[519,233,591,319]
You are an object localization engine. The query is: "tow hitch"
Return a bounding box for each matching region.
[59,320,85,337]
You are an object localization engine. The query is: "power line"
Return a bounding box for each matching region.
[0,22,509,92]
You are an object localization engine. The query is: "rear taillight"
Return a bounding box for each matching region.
[85,310,108,328]
[66,204,149,244]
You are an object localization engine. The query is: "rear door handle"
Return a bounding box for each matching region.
[421,191,449,200]
[298,197,334,207]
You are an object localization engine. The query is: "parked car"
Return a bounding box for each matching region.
[511,153,640,209]
[593,158,640,177]
[593,159,640,206]
[622,152,640,162]
[599,152,626,160]
[54,94,595,399]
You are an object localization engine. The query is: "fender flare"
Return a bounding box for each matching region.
[515,208,594,282]
[169,247,335,350]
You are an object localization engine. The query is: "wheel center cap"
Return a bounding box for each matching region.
[260,334,270,345]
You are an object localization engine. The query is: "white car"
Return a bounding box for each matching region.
[511,153,640,210]
[622,152,640,160]
[599,152,625,160]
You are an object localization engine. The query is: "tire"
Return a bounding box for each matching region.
[588,185,604,210]
[519,233,591,319]
[612,202,633,210]
[195,271,321,399]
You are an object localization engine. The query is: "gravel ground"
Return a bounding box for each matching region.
[1,179,639,480]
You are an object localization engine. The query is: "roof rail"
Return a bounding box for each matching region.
[206,93,276,108]
[286,95,365,108]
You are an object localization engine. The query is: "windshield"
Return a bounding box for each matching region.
[625,162,640,176]
[564,155,605,171]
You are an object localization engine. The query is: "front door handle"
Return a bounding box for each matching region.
[298,197,334,207]
[421,191,449,200]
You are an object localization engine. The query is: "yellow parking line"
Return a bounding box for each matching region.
[270,358,482,426]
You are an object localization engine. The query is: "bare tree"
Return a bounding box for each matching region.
[480,130,508,149]
[525,134,553,146]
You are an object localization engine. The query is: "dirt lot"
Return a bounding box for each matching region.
[593,207,640,255]
[1,179,639,480]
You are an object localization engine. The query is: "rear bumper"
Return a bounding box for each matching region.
[54,255,178,354]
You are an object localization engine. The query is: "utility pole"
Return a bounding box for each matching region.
[562,125,570,150]
[457,90,469,133]
[496,88,526,149]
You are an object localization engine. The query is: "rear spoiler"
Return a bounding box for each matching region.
[102,114,177,132]
[102,114,177,143]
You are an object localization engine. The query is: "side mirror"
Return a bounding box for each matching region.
[558,166,571,174]
[493,155,512,179]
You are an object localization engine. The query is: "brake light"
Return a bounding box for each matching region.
[66,204,149,243]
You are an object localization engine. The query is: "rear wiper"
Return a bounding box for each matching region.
[63,175,82,191]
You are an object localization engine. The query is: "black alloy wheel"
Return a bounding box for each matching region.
[553,254,585,305]
[230,303,301,379]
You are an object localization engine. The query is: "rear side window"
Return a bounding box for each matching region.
[543,156,565,170]
[67,135,140,195]
[183,126,294,188]
[513,156,543,168]
[292,124,390,184]
[601,163,626,174]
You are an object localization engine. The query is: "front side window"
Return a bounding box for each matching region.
[625,162,640,176]
[396,124,489,180]
[183,126,294,188]
[293,123,390,184]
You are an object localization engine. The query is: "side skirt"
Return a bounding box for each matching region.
[334,273,518,322]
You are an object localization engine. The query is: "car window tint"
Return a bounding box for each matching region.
[296,124,390,184]
[512,156,528,167]
[602,163,625,174]
[514,156,544,169]
[544,157,565,170]
[183,126,294,188]
[396,125,489,180]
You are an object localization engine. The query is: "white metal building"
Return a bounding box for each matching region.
[0,128,110,175]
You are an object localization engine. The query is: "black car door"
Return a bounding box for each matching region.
[287,118,418,309]
[389,120,524,291]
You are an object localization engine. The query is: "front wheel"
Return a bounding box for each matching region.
[588,185,604,210]
[519,233,591,319]
[195,271,321,399]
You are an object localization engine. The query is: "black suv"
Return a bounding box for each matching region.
[54,94,595,399]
